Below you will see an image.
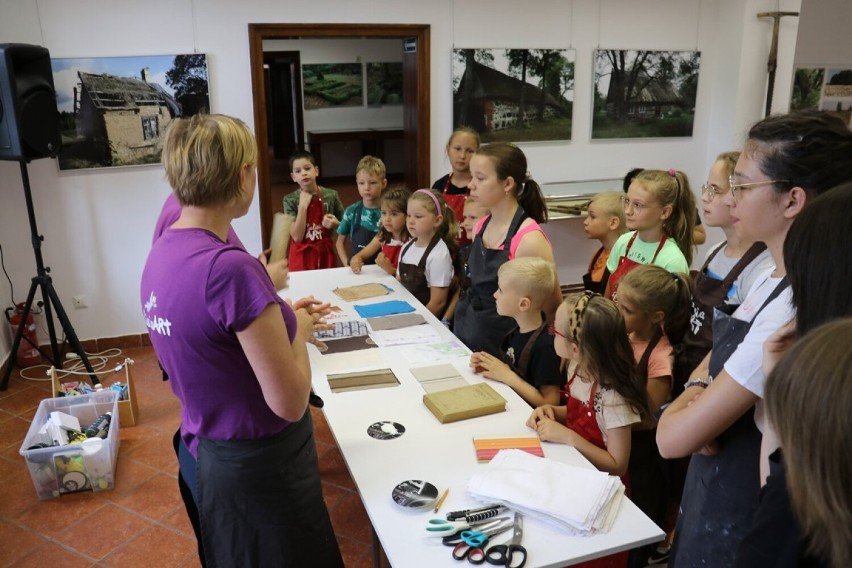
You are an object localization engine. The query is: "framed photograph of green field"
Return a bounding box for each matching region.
[302,63,363,110]
[452,48,575,143]
[592,49,701,139]
[790,67,852,126]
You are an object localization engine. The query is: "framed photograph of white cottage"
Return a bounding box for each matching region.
[452,48,575,143]
[51,54,210,170]
[592,49,700,139]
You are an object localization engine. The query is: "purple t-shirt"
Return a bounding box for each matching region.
[141,226,296,457]
[153,193,244,248]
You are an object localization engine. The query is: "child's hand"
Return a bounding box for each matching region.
[322,214,338,229]
[375,252,394,275]
[526,405,557,429]
[298,190,313,209]
[350,255,364,273]
[258,249,290,290]
[535,418,577,445]
[470,351,515,384]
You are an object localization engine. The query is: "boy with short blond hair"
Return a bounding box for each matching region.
[336,155,387,267]
[583,191,627,294]
[469,257,563,407]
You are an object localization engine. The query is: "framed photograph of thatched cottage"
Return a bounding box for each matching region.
[302,63,363,110]
[367,62,403,106]
[452,48,575,143]
[51,54,210,170]
[592,49,700,139]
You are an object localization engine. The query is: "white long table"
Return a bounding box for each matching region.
[285,266,663,567]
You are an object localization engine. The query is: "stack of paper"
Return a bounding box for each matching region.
[467,449,624,534]
[370,325,442,347]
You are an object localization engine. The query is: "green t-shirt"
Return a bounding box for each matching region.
[282,186,344,220]
[605,230,689,274]
[337,202,381,236]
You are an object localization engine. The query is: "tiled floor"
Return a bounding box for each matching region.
[0,346,383,567]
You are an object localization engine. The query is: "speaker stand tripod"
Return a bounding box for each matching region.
[1,161,95,390]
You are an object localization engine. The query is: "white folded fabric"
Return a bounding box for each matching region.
[467,449,624,534]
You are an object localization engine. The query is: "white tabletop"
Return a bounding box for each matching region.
[284,265,663,567]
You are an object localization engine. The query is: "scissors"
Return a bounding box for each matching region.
[426,515,511,537]
[442,516,514,546]
[485,512,527,567]
[445,517,514,565]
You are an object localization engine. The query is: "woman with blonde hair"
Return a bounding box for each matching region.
[141,114,343,566]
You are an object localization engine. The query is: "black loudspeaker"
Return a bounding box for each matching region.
[0,43,61,161]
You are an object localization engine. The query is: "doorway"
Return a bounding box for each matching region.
[248,23,431,247]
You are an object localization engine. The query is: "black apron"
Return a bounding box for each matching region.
[398,235,440,307]
[582,246,611,295]
[348,202,378,264]
[196,410,343,568]
[670,277,790,568]
[627,328,669,568]
[453,207,528,354]
[500,317,548,380]
[675,242,767,395]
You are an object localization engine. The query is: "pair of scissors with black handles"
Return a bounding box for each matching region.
[484,512,527,567]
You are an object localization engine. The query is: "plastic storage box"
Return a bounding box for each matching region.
[19,390,120,499]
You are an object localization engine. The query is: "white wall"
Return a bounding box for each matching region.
[0,0,804,366]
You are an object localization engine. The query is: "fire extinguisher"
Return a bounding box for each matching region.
[6,303,41,368]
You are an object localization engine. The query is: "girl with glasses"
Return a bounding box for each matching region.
[657,110,852,568]
[527,292,649,568]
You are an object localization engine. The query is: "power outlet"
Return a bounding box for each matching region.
[72,295,88,309]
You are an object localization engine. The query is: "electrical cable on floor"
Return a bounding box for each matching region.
[17,347,125,382]
[0,243,14,304]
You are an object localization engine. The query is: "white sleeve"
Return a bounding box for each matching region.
[425,241,454,287]
[597,389,641,443]
[723,288,795,398]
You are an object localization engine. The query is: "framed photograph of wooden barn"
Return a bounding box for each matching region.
[51,54,210,170]
[452,48,575,143]
[592,49,701,139]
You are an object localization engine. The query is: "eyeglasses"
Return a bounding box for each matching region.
[728,174,790,200]
[622,197,659,212]
[701,182,727,200]
[547,322,569,340]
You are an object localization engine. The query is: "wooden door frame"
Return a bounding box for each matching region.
[248,23,431,247]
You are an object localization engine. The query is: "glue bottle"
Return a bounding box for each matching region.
[84,412,112,439]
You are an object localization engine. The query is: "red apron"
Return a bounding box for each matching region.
[606,232,667,301]
[288,193,337,271]
[380,241,404,271]
[442,173,470,247]
[563,372,629,568]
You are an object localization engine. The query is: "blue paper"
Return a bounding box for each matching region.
[354,300,416,318]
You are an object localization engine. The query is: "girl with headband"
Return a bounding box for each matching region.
[397,189,458,317]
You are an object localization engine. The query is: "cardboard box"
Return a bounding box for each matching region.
[51,358,138,427]
[19,390,120,500]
